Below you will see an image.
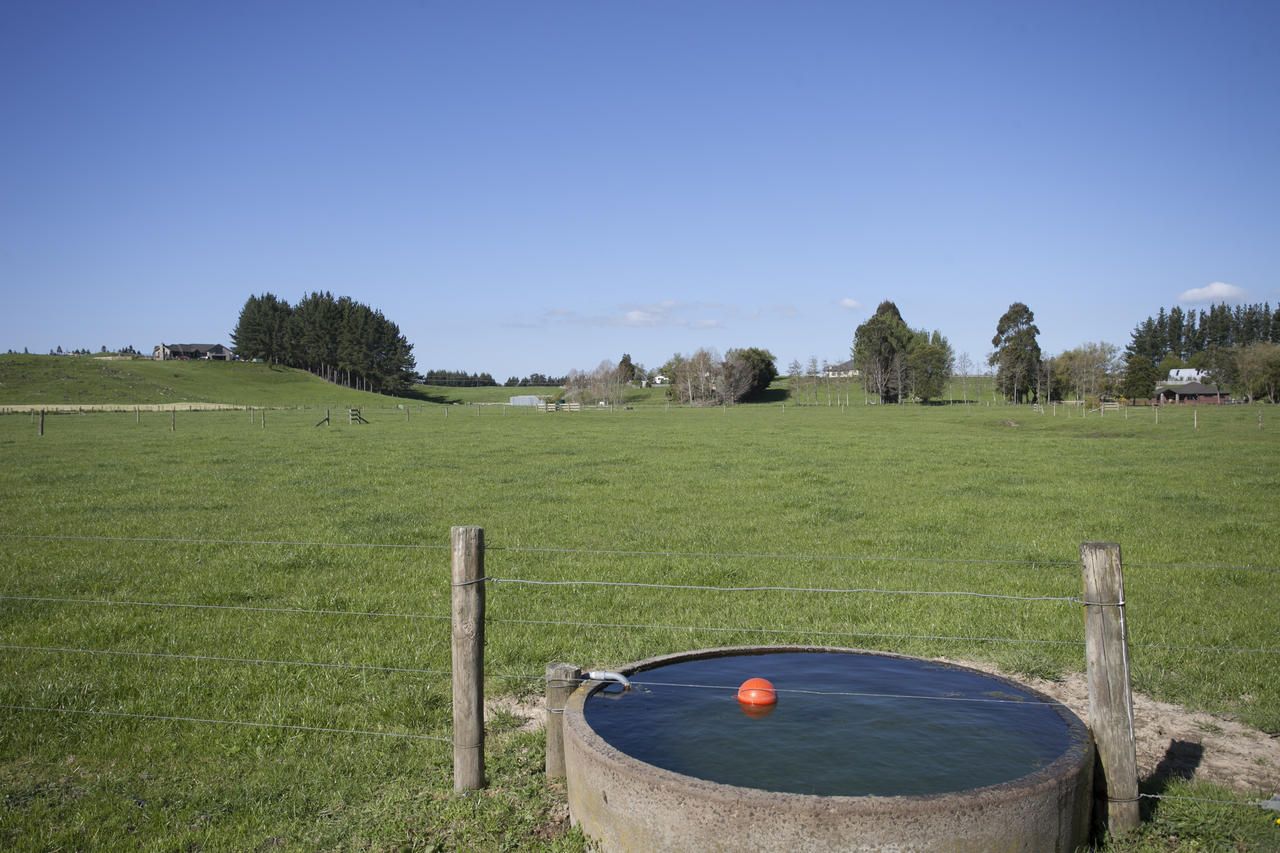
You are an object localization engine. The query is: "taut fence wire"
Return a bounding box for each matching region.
[4,531,1278,573]
[2,526,1274,827]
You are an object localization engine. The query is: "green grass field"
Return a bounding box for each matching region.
[1,361,1277,849]
[0,355,392,409]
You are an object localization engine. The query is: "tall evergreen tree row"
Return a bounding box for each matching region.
[230,292,416,394]
[1125,302,1278,363]
[1121,302,1280,398]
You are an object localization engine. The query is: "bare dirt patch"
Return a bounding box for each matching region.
[951,660,1280,794]
[485,695,545,734]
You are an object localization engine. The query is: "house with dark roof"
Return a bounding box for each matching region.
[1154,381,1228,404]
[153,343,233,361]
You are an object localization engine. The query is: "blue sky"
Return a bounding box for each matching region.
[3,1,1277,379]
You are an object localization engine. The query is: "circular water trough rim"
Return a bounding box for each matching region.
[564,645,1093,816]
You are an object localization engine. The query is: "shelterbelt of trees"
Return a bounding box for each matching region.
[1121,302,1280,401]
[230,292,416,394]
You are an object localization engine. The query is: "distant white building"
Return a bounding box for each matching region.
[825,359,859,378]
[1167,368,1206,384]
[652,374,669,386]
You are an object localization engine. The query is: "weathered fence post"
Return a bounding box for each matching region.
[451,525,486,791]
[38,410,45,437]
[545,662,581,780]
[1080,542,1139,838]
[170,408,176,431]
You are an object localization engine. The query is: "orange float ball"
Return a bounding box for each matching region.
[737,677,777,706]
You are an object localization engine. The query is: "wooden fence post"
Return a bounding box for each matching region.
[545,662,581,779]
[1081,542,1139,837]
[451,525,486,791]
[38,410,45,437]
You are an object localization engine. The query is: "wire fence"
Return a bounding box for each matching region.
[3,531,1278,573]
[1,528,1276,821]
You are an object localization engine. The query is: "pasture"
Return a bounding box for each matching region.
[1,393,1277,849]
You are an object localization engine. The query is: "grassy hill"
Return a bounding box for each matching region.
[0,355,400,408]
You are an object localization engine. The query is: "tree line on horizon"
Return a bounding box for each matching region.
[230,292,416,394]
[1120,302,1280,401]
[224,290,1279,405]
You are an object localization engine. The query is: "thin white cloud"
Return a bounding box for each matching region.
[839,298,862,310]
[530,300,746,330]
[1178,281,1246,304]
[622,310,659,327]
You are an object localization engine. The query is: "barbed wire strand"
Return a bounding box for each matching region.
[0,642,450,676]
[1139,792,1279,809]
[0,703,450,742]
[487,543,1077,567]
[1124,560,1280,574]
[589,679,1062,707]
[4,595,1270,656]
[487,576,1078,603]
[0,533,447,551]
[490,616,1082,647]
[4,532,1276,573]
[0,593,450,622]
[5,592,1272,657]
[490,616,1280,655]
[0,642,543,681]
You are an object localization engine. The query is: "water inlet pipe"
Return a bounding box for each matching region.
[586,670,632,692]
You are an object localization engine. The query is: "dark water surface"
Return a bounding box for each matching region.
[584,651,1081,796]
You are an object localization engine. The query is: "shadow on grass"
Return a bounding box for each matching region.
[745,388,790,404]
[1138,739,1204,821]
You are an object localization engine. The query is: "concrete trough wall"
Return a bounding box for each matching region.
[562,646,1093,852]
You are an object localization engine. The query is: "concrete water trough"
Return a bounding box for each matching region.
[561,646,1093,852]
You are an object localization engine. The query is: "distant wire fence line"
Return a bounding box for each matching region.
[0,532,450,552]
[1,530,1277,822]
[0,704,452,743]
[3,532,1278,574]
[0,593,451,622]
[2,593,1274,656]
[481,575,1080,604]
[0,641,456,677]
[484,616,1280,656]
